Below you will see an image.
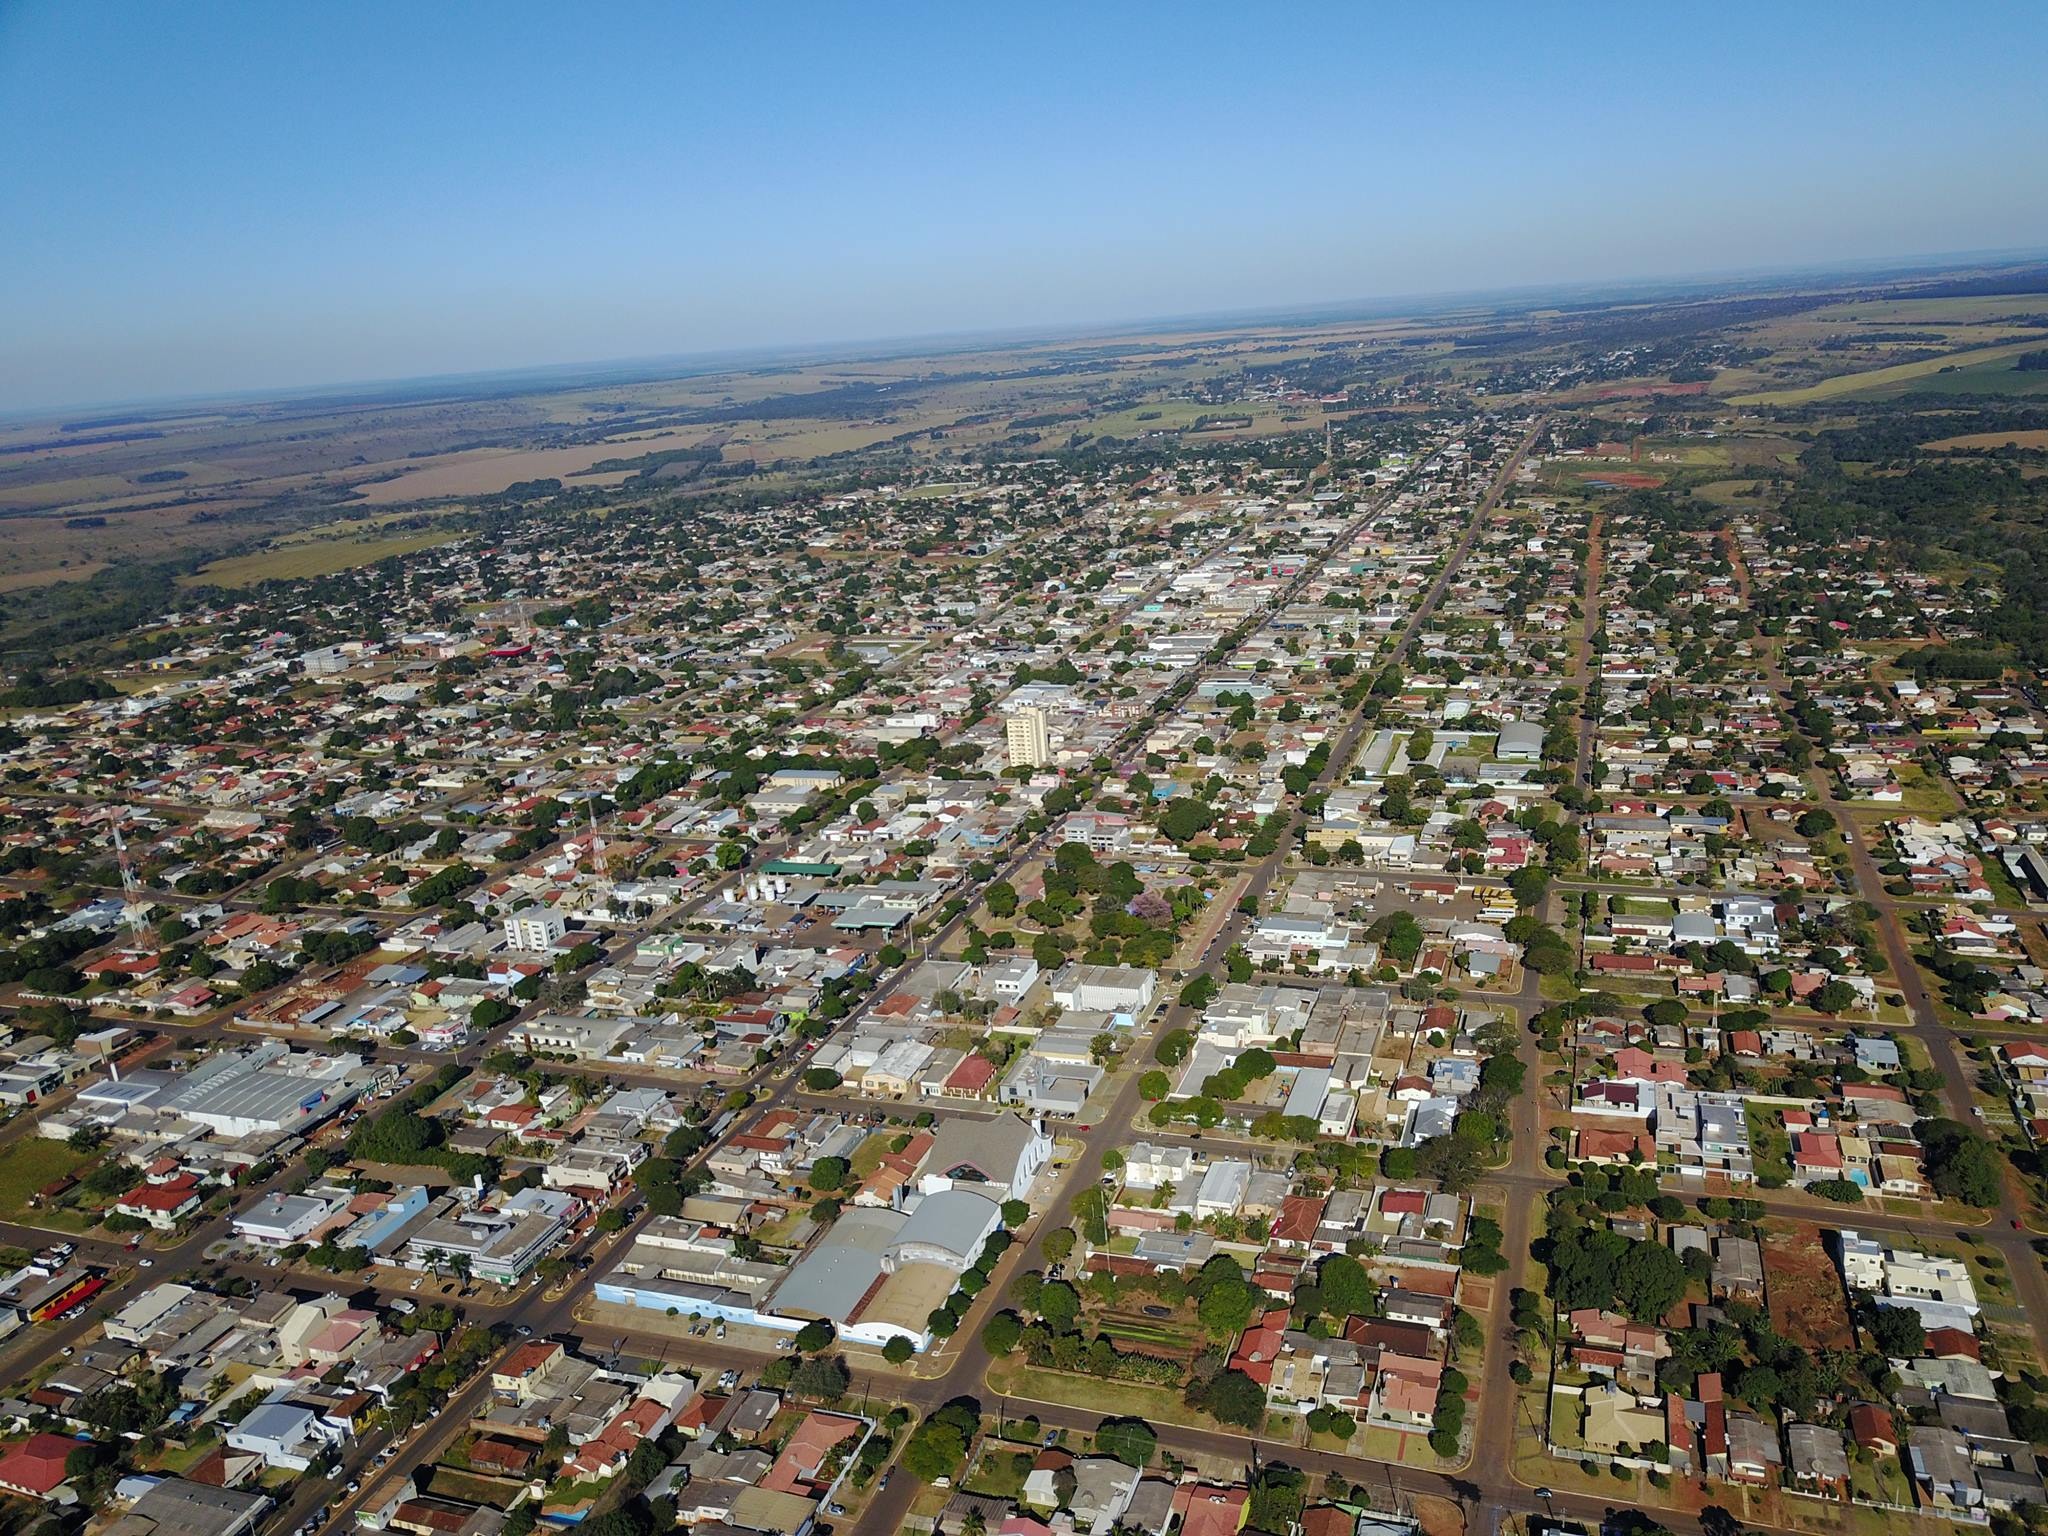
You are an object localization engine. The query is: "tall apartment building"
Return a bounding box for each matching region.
[1004,706,1052,770]
[504,904,567,951]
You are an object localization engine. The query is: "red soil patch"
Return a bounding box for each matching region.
[1765,1223,1854,1350]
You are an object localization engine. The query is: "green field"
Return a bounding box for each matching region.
[986,1357,1220,1431]
[1886,357,2048,399]
[1746,1104,1792,1184]
[963,1445,1034,1500]
[181,527,464,588]
[1732,340,2048,406]
[0,1140,94,1220]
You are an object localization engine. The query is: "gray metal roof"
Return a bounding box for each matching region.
[887,1189,1000,1266]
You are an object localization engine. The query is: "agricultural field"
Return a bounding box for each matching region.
[1924,427,2048,451]
[179,524,466,587]
[1730,338,2048,406]
[0,500,294,591]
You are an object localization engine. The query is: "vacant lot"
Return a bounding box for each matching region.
[0,1139,94,1221]
[1764,1222,1854,1349]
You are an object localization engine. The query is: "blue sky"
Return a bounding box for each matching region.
[3,1,2046,410]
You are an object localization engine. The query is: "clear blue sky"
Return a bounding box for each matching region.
[4,1,2046,410]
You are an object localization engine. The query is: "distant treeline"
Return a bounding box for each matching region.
[0,429,164,456]
[1817,331,1948,349]
[1804,406,2048,462]
[0,673,115,708]
[1881,267,2048,301]
[583,444,724,477]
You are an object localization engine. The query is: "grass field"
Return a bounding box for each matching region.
[1732,340,2048,406]
[962,1444,1034,1500]
[985,1357,1218,1432]
[1924,427,2048,451]
[0,1140,94,1221]
[1884,357,2048,399]
[1746,1104,1792,1184]
[182,527,465,587]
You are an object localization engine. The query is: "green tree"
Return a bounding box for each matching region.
[1186,1368,1265,1429]
[1917,1118,2003,1207]
[981,1311,1024,1355]
[1198,1278,1257,1338]
[1037,1279,1080,1330]
[1095,1417,1157,1467]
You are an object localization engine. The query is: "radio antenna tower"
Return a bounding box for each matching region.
[112,824,145,929]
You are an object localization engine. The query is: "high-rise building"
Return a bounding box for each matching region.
[1004,706,1052,770]
[505,905,567,951]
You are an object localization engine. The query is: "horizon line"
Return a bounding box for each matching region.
[10,240,2048,423]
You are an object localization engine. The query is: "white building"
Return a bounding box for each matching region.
[234,1190,349,1249]
[1048,963,1156,1018]
[1005,706,1053,770]
[504,905,567,951]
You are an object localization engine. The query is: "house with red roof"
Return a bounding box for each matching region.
[1227,1308,1291,1388]
[1173,1484,1249,1536]
[0,1433,81,1497]
[1791,1133,1845,1179]
[760,1411,863,1496]
[1270,1193,1326,1247]
[1369,1352,1444,1430]
[562,1394,680,1481]
[81,951,160,981]
[115,1171,204,1231]
[484,1103,541,1136]
[1848,1402,1897,1455]
[1699,1371,1730,1477]
[1574,1126,1654,1165]
[1610,1047,1686,1085]
[938,1054,998,1100]
[1925,1327,1982,1362]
